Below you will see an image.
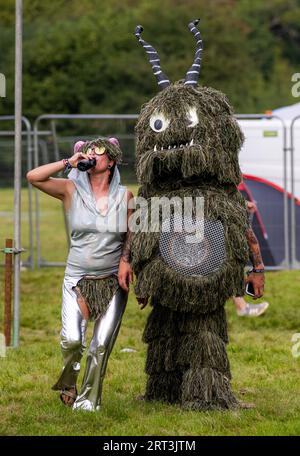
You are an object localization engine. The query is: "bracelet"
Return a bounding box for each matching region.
[62,158,73,173]
[248,267,265,274]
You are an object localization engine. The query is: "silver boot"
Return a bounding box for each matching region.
[73,287,128,411]
[52,280,87,391]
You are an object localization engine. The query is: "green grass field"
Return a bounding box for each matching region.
[0,187,300,436]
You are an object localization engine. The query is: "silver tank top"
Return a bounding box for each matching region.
[65,176,127,278]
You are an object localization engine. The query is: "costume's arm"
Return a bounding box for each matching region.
[120,225,132,263]
[125,187,149,309]
[245,227,265,298]
[246,227,264,269]
[118,191,134,292]
[121,194,148,308]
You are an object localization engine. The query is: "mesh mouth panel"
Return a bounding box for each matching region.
[159,215,226,277]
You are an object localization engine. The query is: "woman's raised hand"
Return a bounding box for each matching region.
[68,152,89,168]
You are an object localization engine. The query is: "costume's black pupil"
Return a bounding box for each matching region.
[154,119,163,130]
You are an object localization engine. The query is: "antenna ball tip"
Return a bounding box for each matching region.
[135,25,143,34]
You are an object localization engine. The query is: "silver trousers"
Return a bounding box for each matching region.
[52,277,128,411]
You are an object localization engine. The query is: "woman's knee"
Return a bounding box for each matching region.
[61,335,84,351]
[89,342,107,356]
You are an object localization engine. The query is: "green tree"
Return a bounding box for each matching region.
[0,0,299,119]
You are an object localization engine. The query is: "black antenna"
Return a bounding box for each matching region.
[184,19,203,87]
[135,25,170,90]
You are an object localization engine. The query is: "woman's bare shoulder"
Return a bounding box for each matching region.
[66,179,76,193]
[64,179,76,212]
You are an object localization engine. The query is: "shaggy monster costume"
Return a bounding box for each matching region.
[131,20,250,410]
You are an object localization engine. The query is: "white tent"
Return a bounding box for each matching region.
[238,103,300,199]
[273,102,300,121]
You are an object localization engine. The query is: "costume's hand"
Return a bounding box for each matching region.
[118,258,133,293]
[245,272,264,299]
[246,201,257,214]
[136,296,149,309]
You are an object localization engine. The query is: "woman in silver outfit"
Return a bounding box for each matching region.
[27,137,133,411]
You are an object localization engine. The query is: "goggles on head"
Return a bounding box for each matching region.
[87,146,106,155]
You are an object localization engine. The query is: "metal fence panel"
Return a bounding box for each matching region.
[0,116,34,270]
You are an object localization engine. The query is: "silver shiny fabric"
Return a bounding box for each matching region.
[73,286,128,411]
[65,166,128,278]
[52,278,88,391]
[52,276,128,411]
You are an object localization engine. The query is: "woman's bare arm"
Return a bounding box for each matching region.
[26,160,69,201]
[26,152,87,201]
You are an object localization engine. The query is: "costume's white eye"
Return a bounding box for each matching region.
[150,112,170,132]
[187,107,199,128]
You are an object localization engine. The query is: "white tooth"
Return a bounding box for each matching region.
[168,145,171,149]
[190,139,194,146]
[180,144,183,148]
[186,142,188,146]
[154,144,157,151]
[161,146,163,150]
[173,145,176,149]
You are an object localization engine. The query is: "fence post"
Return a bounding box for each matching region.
[3,239,13,347]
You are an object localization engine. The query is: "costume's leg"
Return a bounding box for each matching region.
[52,280,87,391]
[143,303,182,404]
[179,305,239,410]
[143,300,238,410]
[73,287,128,411]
